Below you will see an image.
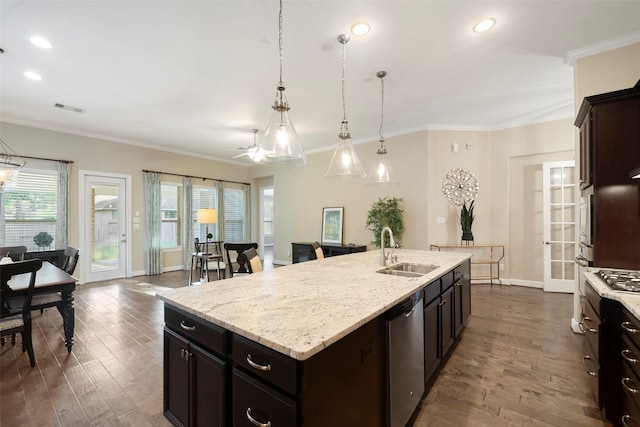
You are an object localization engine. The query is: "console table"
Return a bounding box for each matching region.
[292,242,366,264]
[430,244,504,285]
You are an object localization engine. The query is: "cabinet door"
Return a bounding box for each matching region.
[424,298,441,381]
[579,111,593,190]
[441,286,455,356]
[191,343,227,427]
[164,328,190,427]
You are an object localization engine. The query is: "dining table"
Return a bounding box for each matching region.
[3,261,77,352]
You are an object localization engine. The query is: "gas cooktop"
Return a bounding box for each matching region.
[598,270,640,292]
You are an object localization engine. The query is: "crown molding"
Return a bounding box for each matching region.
[565,31,640,65]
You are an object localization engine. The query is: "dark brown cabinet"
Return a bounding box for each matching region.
[580,282,602,407]
[291,242,366,263]
[164,329,227,427]
[575,80,640,269]
[424,261,469,386]
[164,307,228,427]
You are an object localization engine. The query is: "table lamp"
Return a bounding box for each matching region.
[197,208,217,254]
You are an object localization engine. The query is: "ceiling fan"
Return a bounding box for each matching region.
[233,129,265,163]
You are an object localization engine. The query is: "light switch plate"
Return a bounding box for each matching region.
[436,217,445,224]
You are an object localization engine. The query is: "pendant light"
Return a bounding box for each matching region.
[258,0,307,167]
[325,34,366,179]
[365,71,399,186]
[0,137,25,192]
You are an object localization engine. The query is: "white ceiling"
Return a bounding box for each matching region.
[1,1,640,164]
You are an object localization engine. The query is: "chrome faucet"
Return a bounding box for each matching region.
[380,226,396,266]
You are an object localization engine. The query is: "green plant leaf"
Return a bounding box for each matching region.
[365,197,405,247]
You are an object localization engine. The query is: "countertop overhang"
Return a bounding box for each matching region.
[585,270,640,320]
[157,249,471,361]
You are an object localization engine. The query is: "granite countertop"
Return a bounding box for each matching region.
[585,270,640,319]
[157,249,470,361]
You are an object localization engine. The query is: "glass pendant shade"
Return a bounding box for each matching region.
[0,138,25,192]
[259,88,307,166]
[325,129,366,178]
[365,141,398,186]
[0,162,21,191]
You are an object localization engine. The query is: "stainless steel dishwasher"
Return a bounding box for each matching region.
[385,290,425,427]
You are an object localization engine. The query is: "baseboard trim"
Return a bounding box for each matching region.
[509,278,543,289]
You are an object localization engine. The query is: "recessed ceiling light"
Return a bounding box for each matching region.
[473,18,496,33]
[30,36,52,49]
[351,22,370,36]
[24,71,42,81]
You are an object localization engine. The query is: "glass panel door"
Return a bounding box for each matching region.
[543,161,576,293]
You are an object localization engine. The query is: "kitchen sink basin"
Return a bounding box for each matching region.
[377,263,440,278]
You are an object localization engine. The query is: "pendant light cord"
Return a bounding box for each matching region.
[379,76,385,140]
[341,39,347,122]
[278,0,284,86]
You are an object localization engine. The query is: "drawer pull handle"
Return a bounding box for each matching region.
[582,356,598,377]
[622,377,640,395]
[246,408,271,427]
[622,321,640,334]
[579,317,597,334]
[246,354,271,371]
[180,321,196,332]
[622,349,640,364]
[622,414,634,427]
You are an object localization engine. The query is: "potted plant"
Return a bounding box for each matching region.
[460,201,475,243]
[365,197,405,248]
[33,231,54,250]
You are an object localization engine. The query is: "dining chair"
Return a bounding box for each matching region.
[0,246,27,261]
[31,247,79,314]
[0,258,43,367]
[60,246,80,275]
[312,241,325,260]
[244,247,263,273]
[224,243,258,278]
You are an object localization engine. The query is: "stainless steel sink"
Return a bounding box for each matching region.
[377,263,439,277]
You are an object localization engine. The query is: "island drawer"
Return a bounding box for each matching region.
[441,269,454,291]
[585,281,601,318]
[165,305,226,356]
[622,356,640,419]
[621,307,640,351]
[423,278,441,305]
[232,334,298,395]
[232,368,297,427]
[581,296,600,357]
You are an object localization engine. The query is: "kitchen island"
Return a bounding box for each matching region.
[158,249,471,427]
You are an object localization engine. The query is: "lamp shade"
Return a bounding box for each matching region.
[197,208,217,224]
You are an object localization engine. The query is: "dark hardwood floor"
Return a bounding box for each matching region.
[1,269,610,426]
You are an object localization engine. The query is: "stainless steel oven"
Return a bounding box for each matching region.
[579,194,593,246]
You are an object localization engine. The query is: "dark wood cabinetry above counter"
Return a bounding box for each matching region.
[575,80,640,269]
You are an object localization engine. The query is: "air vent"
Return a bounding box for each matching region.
[54,103,85,114]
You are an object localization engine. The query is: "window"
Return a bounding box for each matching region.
[192,186,218,240]
[224,188,246,242]
[161,183,181,248]
[2,169,58,251]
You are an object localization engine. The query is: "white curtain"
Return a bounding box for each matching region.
[243,183,251,242]
[55,161,70,249]
[182,176,193,269]
[143,171,162,275]
[216,180,225,242]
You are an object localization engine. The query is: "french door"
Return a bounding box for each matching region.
[542,161,576,293]
[80,171,131,283]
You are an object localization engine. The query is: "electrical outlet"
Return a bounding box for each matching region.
[436,217,445,224]
[287,251,291,258]
[499,263,505,271]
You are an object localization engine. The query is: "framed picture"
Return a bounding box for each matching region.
[321,207,344,244]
